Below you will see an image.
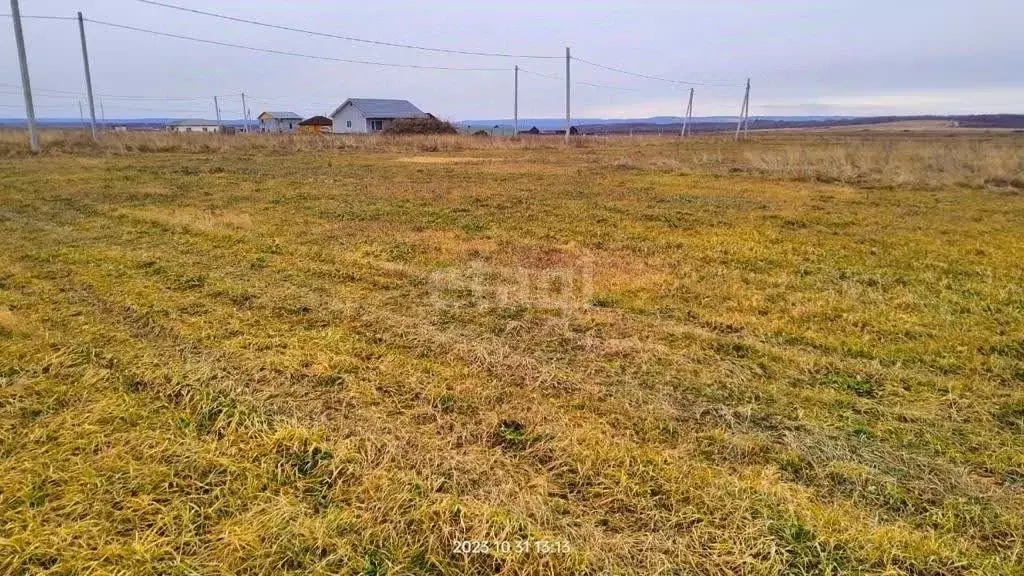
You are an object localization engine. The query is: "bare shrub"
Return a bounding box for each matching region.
[383,117,458,135]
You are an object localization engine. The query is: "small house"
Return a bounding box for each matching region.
[165,119,224,133]
[298,115,333,134]
[329,98,427,134]
[257,111,302,133]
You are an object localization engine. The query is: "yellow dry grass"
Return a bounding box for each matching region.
[0,131,1023,575]
[118,207,254,234]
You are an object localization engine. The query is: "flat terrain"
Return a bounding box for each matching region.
[1,132,1023,574]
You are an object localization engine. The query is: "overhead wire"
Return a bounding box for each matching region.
[133,0,560,60]
[0,13,75,21]
[0,82,233,102]
[83,18,510,72]
[519,68,642,92]
[571,55,745,88]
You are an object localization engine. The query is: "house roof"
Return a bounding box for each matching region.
[299,115,333,126]
[167,119,221,127]
[330,98,425,119]
[258,111,302,120]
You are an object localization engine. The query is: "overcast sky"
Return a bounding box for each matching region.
[2,0,1022,120]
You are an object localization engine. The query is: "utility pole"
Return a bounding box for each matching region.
[10,0,39,153]
[240,92,248,132]
[681,87,694,138]
[565,47,571,144]
[513,65,519,138]
[743,78,751,138]
[77,12,97,142]
[214,96,221,123]
[100,100,105,127]
[78,100,84,124]
[735,78,750,141]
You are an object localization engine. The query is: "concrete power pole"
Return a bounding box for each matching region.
[513,65,519,138]
[743,78,751,138]
[681,87,694,138]
[565,47,571,144]
[78,100,84,124]
[77,12,97,142]
[240,92,248,132]
[735,78,750,141]
[10,0,39,153]
[214,96,221,123]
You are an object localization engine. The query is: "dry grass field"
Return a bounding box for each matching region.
[1,130,1023,575]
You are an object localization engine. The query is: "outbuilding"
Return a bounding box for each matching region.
[298,115,333,134]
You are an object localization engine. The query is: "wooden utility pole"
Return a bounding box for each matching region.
[77,12,97,141]
[10,0,39,152]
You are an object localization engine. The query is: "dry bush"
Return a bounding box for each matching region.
[383,117,458,135]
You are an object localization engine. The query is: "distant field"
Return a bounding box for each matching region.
[1,132,1023,574]
[780,120,1022,133]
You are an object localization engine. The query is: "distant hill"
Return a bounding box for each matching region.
[461,114,1024,135]
[458,115,858,132]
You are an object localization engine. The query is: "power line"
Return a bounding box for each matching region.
[519,68,640,92]
[0,101,74,109]
[519,68,560,81]
[82,17,510,72]
[576,80,641,92]
[134,0,559,60]
[0,13,75,21]
[0,82,223,102]
[0,83,360,109]
[571,56,744,88]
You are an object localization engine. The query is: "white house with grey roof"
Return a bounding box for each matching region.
[257,111,302,133]
[165,119,225,133]
[329,99,427,134]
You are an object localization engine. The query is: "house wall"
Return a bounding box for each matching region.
[368,118,397,132]
[331,104,368,134]
[168,125,221,133]
[259,117,298,134]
